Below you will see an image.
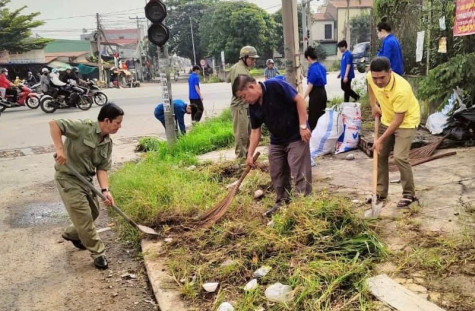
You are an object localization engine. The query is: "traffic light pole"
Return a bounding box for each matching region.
[158,44,177,145]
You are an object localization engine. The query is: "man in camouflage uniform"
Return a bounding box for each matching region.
[227,46,259,159]
[49,103,124,270]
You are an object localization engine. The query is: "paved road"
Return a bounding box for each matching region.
[0,70,366,151]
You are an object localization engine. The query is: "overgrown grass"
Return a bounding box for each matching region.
[110,108,390,310]
[165,195,387,310]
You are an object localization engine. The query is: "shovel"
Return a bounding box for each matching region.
[61,160,159,236]
[365,117,384,218]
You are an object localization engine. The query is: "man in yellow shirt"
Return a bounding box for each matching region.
[367,57,420,208]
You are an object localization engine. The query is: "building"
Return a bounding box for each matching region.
[312,0,373,63]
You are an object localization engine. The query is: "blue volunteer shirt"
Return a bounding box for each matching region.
[307,62,327,87]
[377,33,404,75]
[154,99,188,134]
[340,50,355,80]
[188,72,200,100]
[249,79,301,145]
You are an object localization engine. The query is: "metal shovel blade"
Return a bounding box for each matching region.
[137,224,159,236]
[364,194,384,218]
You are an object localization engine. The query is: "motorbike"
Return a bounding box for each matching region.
[25,82,42,109]
[39,84,93,113]
[0,83,36,112]
[79,80,108,106]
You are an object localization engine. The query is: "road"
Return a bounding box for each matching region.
[0,71,362,310]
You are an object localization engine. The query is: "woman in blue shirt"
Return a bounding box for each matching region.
[303,46,327,131]
[377,17,404,75]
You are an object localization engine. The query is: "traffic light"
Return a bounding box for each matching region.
[145,0,169,46]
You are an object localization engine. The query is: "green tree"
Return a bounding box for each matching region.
[350,12,371,48]
[166,0,216,64]
[199,1,278,63]
[0,0,52,53]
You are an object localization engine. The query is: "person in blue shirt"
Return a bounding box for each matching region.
[154,99,191,135]
[302,46,327,131]
[188,65,204,123]
[232,74,312,217]
[337,40,359,102]
[377,17,404,75]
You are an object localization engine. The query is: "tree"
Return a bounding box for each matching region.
[0,0,52,53]
[350,12,371,48]
[166,0,216,64]
[199,1,278,62]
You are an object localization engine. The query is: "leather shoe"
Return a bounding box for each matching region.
[62,234,86,250]
[94,255,108,270]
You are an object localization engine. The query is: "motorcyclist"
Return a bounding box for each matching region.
[59,68,77,84]
[0,68,18,103]
[40,68,51,95]
[26,71,38,87]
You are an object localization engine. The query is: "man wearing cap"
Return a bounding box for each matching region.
[264,59,280,80]
[226,46,259,160]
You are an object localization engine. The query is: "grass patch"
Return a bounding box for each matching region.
[165,194,387,310]
[110,108,389,310]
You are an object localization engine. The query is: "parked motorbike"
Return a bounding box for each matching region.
[0,83,36,112]
[79,80,108,106]
[39,85,92,113]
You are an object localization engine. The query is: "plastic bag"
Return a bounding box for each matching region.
[335,102,362,154]
[310,107,343,158]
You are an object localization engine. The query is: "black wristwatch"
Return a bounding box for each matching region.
[101,188,109,193]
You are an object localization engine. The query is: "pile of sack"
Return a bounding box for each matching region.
[310,102,362,162]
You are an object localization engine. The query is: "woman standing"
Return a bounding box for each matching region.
[303,46,327,131]
[376,17,404,75]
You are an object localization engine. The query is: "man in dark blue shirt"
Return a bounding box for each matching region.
[233,75,312,217]
[188,65,204,123]
[154,99,191,135]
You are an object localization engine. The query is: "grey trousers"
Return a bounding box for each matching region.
[377,124,417,197]
[268,140,312,203]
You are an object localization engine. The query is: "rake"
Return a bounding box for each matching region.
[199,152,260,228]
[408,133,449,160]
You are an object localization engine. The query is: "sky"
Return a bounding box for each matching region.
[10,0,321,40]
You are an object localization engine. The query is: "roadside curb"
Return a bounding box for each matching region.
[142,239,190,311]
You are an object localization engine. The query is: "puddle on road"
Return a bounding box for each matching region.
[9,202,68,228]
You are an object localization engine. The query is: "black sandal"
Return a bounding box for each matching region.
[397,195,419,208]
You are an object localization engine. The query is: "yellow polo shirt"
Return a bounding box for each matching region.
[367,72,420,128]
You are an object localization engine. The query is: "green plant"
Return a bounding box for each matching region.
[418,53,475,108]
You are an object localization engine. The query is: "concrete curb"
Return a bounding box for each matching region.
[141,239,190,311]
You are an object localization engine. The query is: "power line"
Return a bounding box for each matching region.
[42,8,144,21]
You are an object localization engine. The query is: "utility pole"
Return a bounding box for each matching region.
[158,45,177,144]
[130,16,146,82]
[96,13,104,82]
[189,17,197,65]
[282,0,302,92]
[301,1,308,51]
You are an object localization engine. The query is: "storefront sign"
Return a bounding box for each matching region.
[454,0,475,36]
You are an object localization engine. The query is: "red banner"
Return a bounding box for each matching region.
[454,0,475,36]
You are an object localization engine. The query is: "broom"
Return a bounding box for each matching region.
[199,152,261,228]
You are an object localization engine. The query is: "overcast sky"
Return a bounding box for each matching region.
[10,0,321,40]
